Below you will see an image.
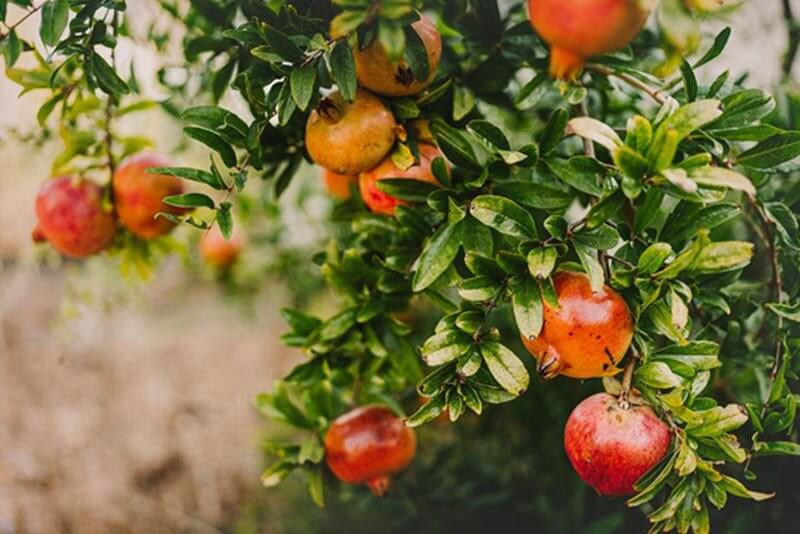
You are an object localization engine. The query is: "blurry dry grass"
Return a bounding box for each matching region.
[0,264,300,533]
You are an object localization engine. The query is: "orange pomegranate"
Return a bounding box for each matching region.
[564,393,672,495]
[323,169,356,200]
[324,405,416,496]
[527,0,652,80]
[305,89,397,175]
[199,224,244,269]
[33,176,116,258]
[113,152,186,239]
[359,143,442,216]
[521,271,633,379]
[354,14,442,97]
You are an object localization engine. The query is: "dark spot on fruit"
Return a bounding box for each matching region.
[604,347,616,364]
[596,334,601,340]
[602,363,609,370]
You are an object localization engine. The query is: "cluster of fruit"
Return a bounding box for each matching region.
[306,15,443,215]
[325,272,671,497]
[32,153,243,269]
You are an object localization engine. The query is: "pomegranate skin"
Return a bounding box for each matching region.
[564,393,672,496]
[34,176,116,258]
[354,15,442,97]
[323,169,356,200]
[527,0,651,79]
[522,271,633,379]
[199,225,244,268]
[305,89,397,175]
[358,144,442,216]
[113,152,186,239]
[324,406,416,495]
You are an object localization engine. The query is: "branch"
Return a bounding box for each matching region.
[782,0,800,78]
[0,2,45,40]
[585,63,667,105]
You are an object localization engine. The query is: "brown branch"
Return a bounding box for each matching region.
[782,0,800,78]
[585,63,667,105]
[0,2,45,40]
[618,347,640,410]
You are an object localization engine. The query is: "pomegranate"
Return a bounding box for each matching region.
[324,405,416,496]
[323,169,356,200]
[305,89,397,175]
[354,14,442,97]
[564,393,672,495]
[522,271,633,379]
[113,152,186,239]
[527,0,652,80]
[199,224,244,269]
[33,176,116,258]
[359,143,442,216]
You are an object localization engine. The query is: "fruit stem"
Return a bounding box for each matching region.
[585,63,667,105]
[367,475,391,497]
[618,347,639,410]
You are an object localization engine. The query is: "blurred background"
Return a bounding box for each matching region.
[0,1,798,533]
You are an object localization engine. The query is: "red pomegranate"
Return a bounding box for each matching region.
[199,224,244,269]
[33,176,116,258]
[324,405,417,496]
[113,152,186,239]
[564,393,672,496]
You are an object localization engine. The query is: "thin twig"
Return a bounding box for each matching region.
[618,347,640,410]
[0,2,45,40]
[782,0,800,79]
[585,63,667,105]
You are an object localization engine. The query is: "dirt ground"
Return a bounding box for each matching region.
[0,263,300,533]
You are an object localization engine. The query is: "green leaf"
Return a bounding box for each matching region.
[493,182,572,210]
[481,342,530,396]
[412,223,462,291]
[404,24,430,82]
[470,195,537,239]
[544,157,604,196]
[638,243,673,275]
[406,393,446,427]
[687,241,754,274]
[694,26,731,68]
[573,242,603,292]
[376,178,438,202]
[753,441,800,456]
[566,117,622,151]
[718,476,774,501]
[1,31,22,68]
[513,278,543,340]
[766,302,800,322]
[655,99,722,142]
[319,308,357,341]
[467,120,510,151]
[146,166,226,190]
[420,329,472,366]
[651,342,721,372]
[216,201,233,239]
[431,119,480,171]
[181,106,248,144]
[573,225,620,251]
[40,0,68,46]
[635,362,682,389]
[661,203,740,244]
[290,62,317,111]
[680,59,697,101]
[452,85,475,121]
[688,167,755,197]
[330,41,357,101]
[90,52,130,95]
[184,127,237,167]
[263,24,302,62]
[686,405,748,437]
[458,276,501,302]
[378,20,405,62]
[527,247,558,279]
[162,192,215,209]
[306,467,325,507]
[737,131,800,169]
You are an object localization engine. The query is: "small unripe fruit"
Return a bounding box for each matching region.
[564,393,672,496]
[522,271,633,379]
[34,176,116,258]
[324,405,416,496]
[323,169,356,200]
[305,89,397,175]
[527,0,652,80]
[113,152,186,239]
[199,225,244,269]
[354,15,442,97]
[359,143,442,216]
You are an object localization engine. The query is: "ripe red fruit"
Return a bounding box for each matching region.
[324,405,416,496]
[354,14,442,97]
[199,225,244,269]
[521,271,633,379]
[527,0,652,80]
[113,152,186,239]
[564,393,672,496]
[33,176,116,258]
[359,143,442,216]
[305,89,397,175]
[323,169,356,200]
